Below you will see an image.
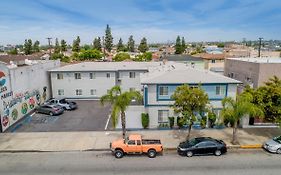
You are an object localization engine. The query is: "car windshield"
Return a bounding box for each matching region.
[188,138,200,146]
[273,136,281,144]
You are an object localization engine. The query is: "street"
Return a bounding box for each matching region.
[0,150,280,175]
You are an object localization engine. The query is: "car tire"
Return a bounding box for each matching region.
[49,112,54,116]
[115,150,124,159]
[186,151,193,157]
[148,149,157,158]
[277,148,281,154]
[215,150,222,156]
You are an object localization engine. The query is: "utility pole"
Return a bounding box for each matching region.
[102,36,106,60]
[258,37,263,58]
[46,37,52,55]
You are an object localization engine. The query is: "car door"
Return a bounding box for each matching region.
[127,140,139,153]
[193,142,207,155]
[204,141,218,154]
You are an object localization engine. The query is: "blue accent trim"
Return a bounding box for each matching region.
[144,86,148,107]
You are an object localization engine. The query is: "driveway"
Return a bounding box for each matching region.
[14,100,111,132]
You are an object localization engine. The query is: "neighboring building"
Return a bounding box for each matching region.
[49,62,161,99]
[204,46,223,54]
[0,59,60,132]
[195,53,226,70]
[117,63,241,129]
[160,55,204,69]
[250,50,280,58]
[224,57,281,88]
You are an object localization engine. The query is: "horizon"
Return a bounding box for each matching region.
[1,0,281,45]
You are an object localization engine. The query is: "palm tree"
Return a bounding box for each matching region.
[221,93,263,144]
[100,86,142,139]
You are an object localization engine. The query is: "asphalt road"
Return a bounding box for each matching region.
[14,100,111,132]
[0,150,280,175]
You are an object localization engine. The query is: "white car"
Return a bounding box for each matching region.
[45,98,77,110]
[263,136,281,154]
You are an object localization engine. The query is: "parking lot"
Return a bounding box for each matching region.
[14,100,111,132]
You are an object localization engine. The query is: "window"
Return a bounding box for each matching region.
[129,72,136,78]
[57,73,63,80]
[106,73,110,78]
[137,140,141,145]
[215,86,225,96]
[159,86,168,96]
[129,88,135,92]
[89,73,95,79]
[128,140,135,145]
[90,89,97,96]
[158,110,169,123]
[76,89,82,95]
[58,89,64,95]
[211,59,216,63]
[75,73,81,79]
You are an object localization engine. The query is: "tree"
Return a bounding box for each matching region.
[217,43,225,48]
[93,37,102,51]
[78,49,102,61]
[24,39,33,55]
[221,93,263,144]
[61,39,67,52]
[100,86,142,139]
[104,24,113,52]
[134,52,152,62]
[127,35,135,52]
[72,36,80,52]
[33,40,40,53]
[138,37,149,53]
[175,36,182,54]
[8,48,18,55]
[181,37,186,53]
[171,85,209,139]
[117,38,126,52]
[113,52,130,61]
[54,38,61,54]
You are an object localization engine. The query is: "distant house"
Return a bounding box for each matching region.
[160,55,204,69]
[195,53,226,70]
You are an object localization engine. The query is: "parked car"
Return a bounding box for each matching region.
[110,134,163,158]
[177,137,227,157]
[37,104,64,116]
[263,136,281,154]
[45,98,77,110]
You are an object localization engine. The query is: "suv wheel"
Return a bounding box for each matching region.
[115,150,124,159]
[215,150,222,156]
[148,149,157,158]
[186,151,193,157]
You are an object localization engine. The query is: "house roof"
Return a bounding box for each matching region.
[195,53,226,60]
[227,57,281,63]
[141,65,241,84]
[49,61,161,72]
[160,54,203,62]
[0,53,45,64]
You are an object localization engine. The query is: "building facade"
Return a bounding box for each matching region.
[0,59,60,132]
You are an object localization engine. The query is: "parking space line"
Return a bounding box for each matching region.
[104,114,111,130]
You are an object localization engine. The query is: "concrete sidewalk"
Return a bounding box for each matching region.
[0,128,280,152]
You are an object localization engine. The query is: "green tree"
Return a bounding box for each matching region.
[93,37,102,51]
[54,38,61,54]
[171,85,209,139]
[217,43,225,48]
[138,37,149,53]
[33,40,40,53]
[72,36,80,52]
[134,52,152,62]
[104,24,113,52]
[113,52,130,61]
[8,48,18,55]
[127,35,135,52]
[181,37,186,53]
[175,36,182,54]
[61,39,67,52]
[24,39,33,55]
[117,38,126,52]
[78,49,102,61]
[221,93,263,144]
[100,86,142,139]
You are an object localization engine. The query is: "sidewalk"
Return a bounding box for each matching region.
[0,128,280,152]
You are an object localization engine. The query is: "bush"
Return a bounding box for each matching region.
[177,116,185,128]
[200,117,206,128]
[141,113,149,129]
[113,52,130,62]
[168,117,175,128]
[78,49,102,61]
[208,111,217,128]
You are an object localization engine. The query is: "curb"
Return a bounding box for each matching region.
[240,144,262,149]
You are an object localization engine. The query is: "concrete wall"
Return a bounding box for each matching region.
[258,63,281,87]
[116,106,145,129]
[118,70,146,92]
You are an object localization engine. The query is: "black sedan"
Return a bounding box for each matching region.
[177,137,227,157]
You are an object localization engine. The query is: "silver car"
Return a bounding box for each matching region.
[263,136,281,154]
[45,98,77,110]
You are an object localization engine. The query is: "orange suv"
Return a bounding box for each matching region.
[110,134,163,158]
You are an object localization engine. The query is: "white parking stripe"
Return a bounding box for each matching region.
[104,114,111,130]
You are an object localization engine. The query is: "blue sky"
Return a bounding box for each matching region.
[0,0,281,45]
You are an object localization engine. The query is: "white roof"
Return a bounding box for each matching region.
[141,63,241,84]
[49,62,161,72]
[227,57,281,63]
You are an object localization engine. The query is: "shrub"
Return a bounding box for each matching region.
[168,117,175,128]
[141,113,149,129]
[200,117,206,128]
[177,116,185,128]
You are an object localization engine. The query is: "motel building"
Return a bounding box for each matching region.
[0,59,60,132]
[49,61,241,129]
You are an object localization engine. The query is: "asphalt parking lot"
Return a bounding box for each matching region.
[14,100,111,132]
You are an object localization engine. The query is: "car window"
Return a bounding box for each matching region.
[196,142,207,148]
[204,141,217,147]
[273,136,281,144]
[128,140,136,145]
[137,140,141,145]
[189,138,199,146]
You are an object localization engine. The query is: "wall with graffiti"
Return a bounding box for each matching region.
[0,62,51,132]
